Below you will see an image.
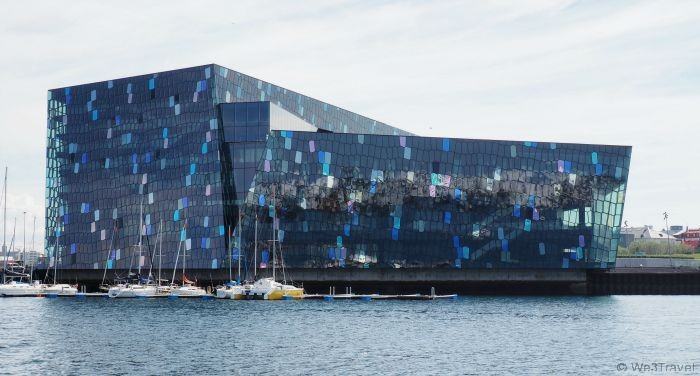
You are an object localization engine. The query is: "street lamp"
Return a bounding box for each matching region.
[22,211,26,268]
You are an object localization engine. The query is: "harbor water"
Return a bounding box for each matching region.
[1,296,699,375]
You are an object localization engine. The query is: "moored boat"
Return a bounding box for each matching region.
[42,283,78,297]
[170,282,207,297]
[246,188,304,300]
[247,277,303,300]
[108,283,159,298]
[168,222,208,298]
[215,281,251,300]
[0,280,43,297]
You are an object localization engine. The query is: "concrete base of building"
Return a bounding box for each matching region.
[35,267,700,295]
[588,268,700,295]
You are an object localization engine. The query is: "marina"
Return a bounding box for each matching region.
[2,287,459,301]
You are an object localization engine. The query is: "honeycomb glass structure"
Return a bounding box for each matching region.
[44,64,631,273]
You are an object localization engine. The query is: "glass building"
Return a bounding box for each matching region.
[44,64,631,275]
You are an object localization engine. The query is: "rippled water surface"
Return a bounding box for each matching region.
[1,296,699,375]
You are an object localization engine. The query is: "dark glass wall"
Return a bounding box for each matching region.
[45,64,408,273]
[46,65,226,271]
[240,131,631,270]
[220,101,270,206]
[45,63,630,274]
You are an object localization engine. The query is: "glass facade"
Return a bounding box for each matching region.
[44,64,631,273]
[244,132,630,269]
[44,64,407,271]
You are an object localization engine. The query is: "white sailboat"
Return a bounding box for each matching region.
[0,279,44,297]
[248,188,304,300]
[109,204,161,298]
[42,221,78,297]
[128,223,163,298]
[0,209,42,296]
[216,211,248,299]
[0,166,43,297]
[43,283,78,297]
[42,255,78,297]
[169,221,207,297]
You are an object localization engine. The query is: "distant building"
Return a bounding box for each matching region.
[20,250,43,267]
[674,228,700,249]
[669,225,684,234]
[1,249,43,267]
[620,226,680,248]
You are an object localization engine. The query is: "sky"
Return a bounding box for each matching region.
[1,0,699,251]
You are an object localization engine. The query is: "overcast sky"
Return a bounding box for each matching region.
[1,0,699,251]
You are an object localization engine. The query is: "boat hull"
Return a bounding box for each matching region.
[0,286,43,297]
[266,288,304,300]
[170,286,208,297]
[43,285,78,297]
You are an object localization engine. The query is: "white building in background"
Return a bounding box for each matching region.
[2,248,44,267]
[619,225,681,248]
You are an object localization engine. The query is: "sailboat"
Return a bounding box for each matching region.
[40,217,78,297]
[169,220,207,297]
[248,188,304,300]
[0,245,43,297]
[216,211,249,300]
[0,167,43,297]
[108,200,159,298]
[98,220,119,292]
[129,220,167,298]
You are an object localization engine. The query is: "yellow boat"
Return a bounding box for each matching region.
[249,277,304,300]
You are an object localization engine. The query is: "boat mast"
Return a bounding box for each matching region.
[181,219,187,284]
[280,238,287,285]
[158,219,163,287]
[2,167,8,274]
[7,219,15,283]
[272,186,276,282]
[30,215,36,282]
[227,225,232,282]
[146,214,155,285]
[53,231,58,286]
[171,238,181,286]
[254,212,258,280]
[237,209,242,283]
[137,198,143,278]
[101,222,116,286]
[22,211,26,273]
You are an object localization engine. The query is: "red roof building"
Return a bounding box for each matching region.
[675,228,700,248]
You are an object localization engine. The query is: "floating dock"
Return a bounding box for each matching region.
[304,293,457,301]
[303,287,457,301]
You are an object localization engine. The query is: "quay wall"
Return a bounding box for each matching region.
[37,264,700,295]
